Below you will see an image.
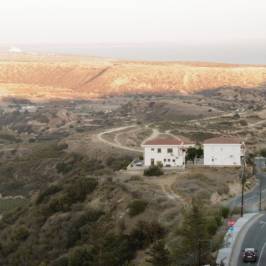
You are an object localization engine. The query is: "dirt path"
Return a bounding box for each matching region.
[114,127,142,146]
[96,124,167,153]
[96,125,143,153]
[148,175,186,204]
[141,126,160,144]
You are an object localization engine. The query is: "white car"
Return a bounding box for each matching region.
[135,160,144,167]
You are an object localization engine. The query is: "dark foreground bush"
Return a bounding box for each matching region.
[45,177,99,214]
[68,245,95,266]
[130,221,166,249]
[128,199,148,217]
[65,177,98,203]
[221,206,230,219]
[106,155,133,171]
[144,165,163,176]
[12,225,30,241]
[36,184,61,204]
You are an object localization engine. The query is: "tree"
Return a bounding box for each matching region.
[146,240,171,266]
[185,147,204,163]
[176,199,209,265]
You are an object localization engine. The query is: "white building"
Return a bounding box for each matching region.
[203,136,245,166]
[142,135,195,168]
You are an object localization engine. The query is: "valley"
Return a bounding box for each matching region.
[0,56,265,265]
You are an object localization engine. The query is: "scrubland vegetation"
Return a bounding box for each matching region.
[0,86,265,265]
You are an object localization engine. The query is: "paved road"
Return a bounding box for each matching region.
[236,213,266,266]
[228,172,266,214]
[230,159,266,266]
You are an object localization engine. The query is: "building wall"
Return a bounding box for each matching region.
[144,145,186,167]
[203,144,242,166]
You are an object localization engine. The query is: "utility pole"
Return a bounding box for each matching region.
[259,173,262,212]
[255,157,266,212]
[240,156,246,217]
[198,240,201,266]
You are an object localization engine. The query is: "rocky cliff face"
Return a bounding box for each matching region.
[0,54,265,101]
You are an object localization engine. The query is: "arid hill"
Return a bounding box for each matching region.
[0,54,266,101]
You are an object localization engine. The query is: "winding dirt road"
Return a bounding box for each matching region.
[96,124,163,153]
[96,125,143,153]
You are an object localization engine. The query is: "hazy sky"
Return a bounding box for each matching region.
[0,0,265,63]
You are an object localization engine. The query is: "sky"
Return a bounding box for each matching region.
[0,0,265,63]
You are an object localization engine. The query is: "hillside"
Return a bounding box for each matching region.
[0,144,241,266]
[0,54,266,101]
[0,90,261,265]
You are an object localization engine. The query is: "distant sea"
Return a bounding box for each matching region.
[0,42,266,65]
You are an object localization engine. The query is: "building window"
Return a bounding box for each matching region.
[172,159,175,162]
[163,159,166,162]
[168,159,170,162]
[151,148,154,151]
[158,148,161,153]
[167,148,173,153]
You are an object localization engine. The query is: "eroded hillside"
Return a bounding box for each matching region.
[0,54,266,101]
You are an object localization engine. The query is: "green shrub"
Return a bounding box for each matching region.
[47,195,69,213]
[45,178,98,214]
[98,233,137,265]
[106,155,133,171]
[215,214,223,227]
[36,185,61,204]
[68,245,95,266]
[144,166,163,176]
[206,217,219,235]
[65,177,98,203]
[128,200,148,217]
[221,206,230,219]
[130,221,165,249]
[146,240,171,266]
[67,209,104,247]
[12,225,29,241]
[56,162,74,174]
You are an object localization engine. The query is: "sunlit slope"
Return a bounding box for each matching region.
[0,55,265,101]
